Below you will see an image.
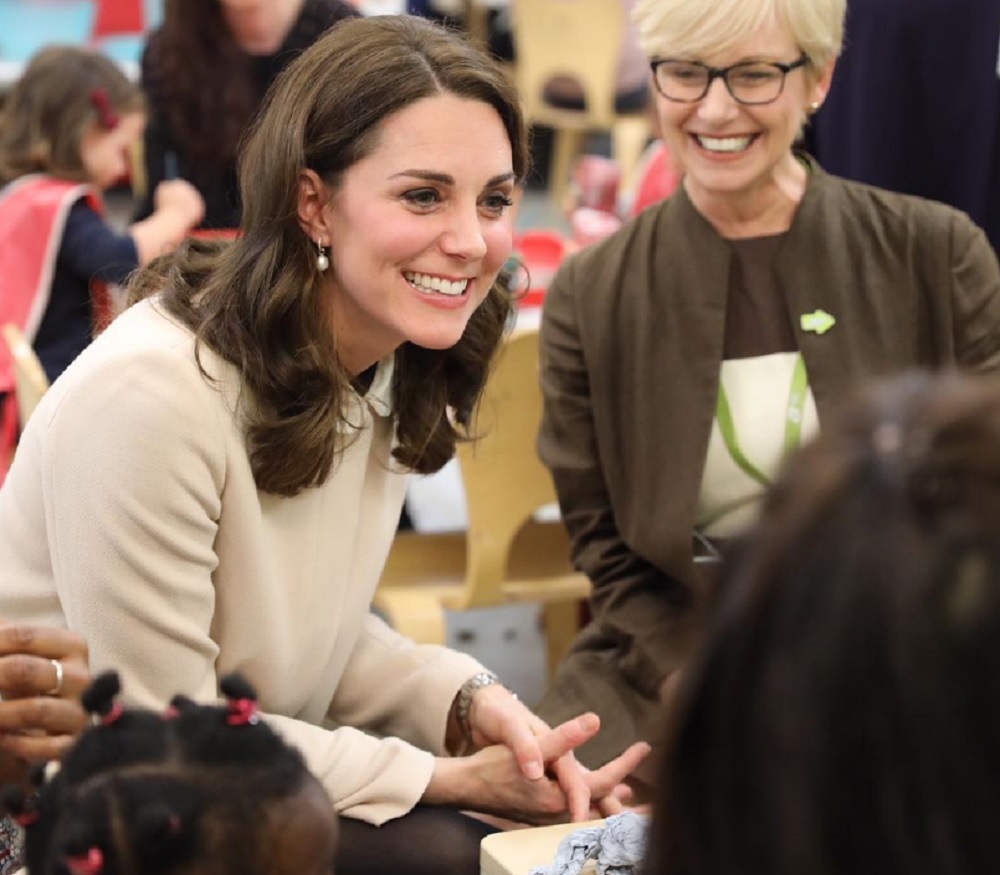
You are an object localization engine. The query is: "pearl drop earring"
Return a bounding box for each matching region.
[316,239,329,273]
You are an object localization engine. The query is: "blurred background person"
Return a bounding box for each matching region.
[806,0,1000,254]
[649,371,1000,875]
[0,46,204,383]
[533,0,1000,791]
[0,46,203,481]
[135,0,359,230]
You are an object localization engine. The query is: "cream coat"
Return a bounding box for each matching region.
[0,298,486,824]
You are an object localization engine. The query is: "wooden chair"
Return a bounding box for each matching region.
[129,137,148,204]
[510,0,652,207]
[481,819,606,875]
[374,330,590,680]
[1,323,48,428]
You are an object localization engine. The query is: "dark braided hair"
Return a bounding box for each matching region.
[4,673,337,875]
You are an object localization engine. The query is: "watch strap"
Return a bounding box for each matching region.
[456,670,500,741]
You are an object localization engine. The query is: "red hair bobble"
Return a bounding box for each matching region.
[100,701,124,727]
[226,698,259,726]
[66,847,104,875]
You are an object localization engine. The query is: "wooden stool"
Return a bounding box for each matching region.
[480,820,605,875]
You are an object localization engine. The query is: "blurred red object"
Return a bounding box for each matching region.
[91,0,144,38]
[570,207,622,248]
[513,229,569,308]
[628,140,681,217]
[571,155,621,215]
[189,229,240,241]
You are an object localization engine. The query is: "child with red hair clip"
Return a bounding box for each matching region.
[4,672,338,875]
[0,46,204,481]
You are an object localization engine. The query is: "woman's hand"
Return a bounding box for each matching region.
[428,712,650,824]
[464,684,649,821]
[0,623,90,775]
[466,684,592,818]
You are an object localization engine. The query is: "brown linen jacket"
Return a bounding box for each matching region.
[534,160,1000,770]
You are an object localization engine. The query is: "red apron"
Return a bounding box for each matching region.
[0,175,112,482]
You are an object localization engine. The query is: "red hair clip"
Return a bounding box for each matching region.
[66,847,104,875]
[89,89,119,130]
[226,698,259,726]
[12,810,38,828]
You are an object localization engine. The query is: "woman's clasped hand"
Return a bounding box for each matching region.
[0,622,90,775]
[433,681,649,822]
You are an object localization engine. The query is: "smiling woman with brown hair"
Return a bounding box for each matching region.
[0,16,645,875]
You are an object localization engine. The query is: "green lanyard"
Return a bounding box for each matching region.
[714,354,809,488]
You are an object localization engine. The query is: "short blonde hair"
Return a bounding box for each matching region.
[633,0,845,70]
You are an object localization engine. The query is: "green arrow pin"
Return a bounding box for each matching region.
[800,309,836,335]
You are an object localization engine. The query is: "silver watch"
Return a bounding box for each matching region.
[456,670,500,740]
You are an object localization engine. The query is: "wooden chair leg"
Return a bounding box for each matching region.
[612,116,653,196]
[549,129,586,210]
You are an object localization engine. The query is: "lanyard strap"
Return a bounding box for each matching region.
[715,354,809,488]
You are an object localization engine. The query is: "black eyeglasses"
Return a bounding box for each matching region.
[650,54,810,105]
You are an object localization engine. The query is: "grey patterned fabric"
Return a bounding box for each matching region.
[529,812,647,875]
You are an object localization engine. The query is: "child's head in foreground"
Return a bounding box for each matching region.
[7,672,336,875]
[650,370,1000,875]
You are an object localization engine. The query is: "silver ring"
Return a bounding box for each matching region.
[44,659,64,697]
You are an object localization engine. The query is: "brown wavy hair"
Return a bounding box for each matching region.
[129,15,528,497]
[149,0,256,174]
[0,46,145,186]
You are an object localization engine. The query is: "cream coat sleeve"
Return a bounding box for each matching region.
[22,322,439,825]
[329,612,486,755]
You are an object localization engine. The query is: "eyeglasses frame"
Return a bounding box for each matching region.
[649,54,810,106]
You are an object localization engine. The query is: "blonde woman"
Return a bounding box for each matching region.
[535,0,1000,786]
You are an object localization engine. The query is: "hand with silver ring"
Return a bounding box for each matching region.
[0,621,91,781]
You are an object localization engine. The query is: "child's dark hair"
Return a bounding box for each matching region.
[0,45,145,186]
[648,371,1000,875]
[5,672,337,875]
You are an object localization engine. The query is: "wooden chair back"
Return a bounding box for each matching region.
[2,323,49,427]
[510,0,652,202]
[456,329,566,607]
[513,0,625,128]
[375,329,589,673]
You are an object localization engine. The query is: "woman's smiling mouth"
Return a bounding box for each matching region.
[403,271,471,297]
[692,133,760,153]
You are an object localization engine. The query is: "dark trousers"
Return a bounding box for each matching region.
[335,806,497,875]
